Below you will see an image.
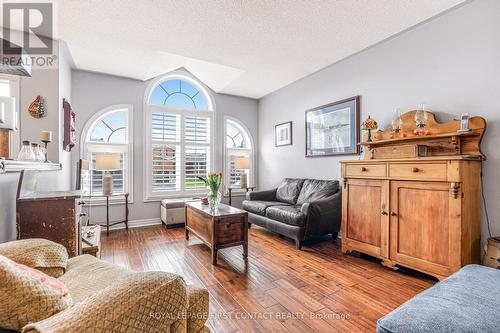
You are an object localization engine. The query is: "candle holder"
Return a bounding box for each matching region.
[41,140,50,163]
[40,130,52,163]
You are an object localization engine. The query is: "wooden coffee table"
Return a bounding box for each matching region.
[185,202,248,265]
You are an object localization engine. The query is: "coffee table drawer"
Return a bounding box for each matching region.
[216,217,245,244]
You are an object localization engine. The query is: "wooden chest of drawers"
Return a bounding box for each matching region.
[17,191,82,257]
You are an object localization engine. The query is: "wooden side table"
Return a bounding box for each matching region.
[82,225,101,258]
[228,187,255,206]
[87,193,129,236]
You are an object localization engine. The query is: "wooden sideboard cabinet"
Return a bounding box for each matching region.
[17,191,83,257]
[341,111,485,280]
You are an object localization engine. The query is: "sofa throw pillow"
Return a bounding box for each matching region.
[276,178,305,204]
[0,239,68,278]
[296,179,339,205]
[0,255,72,331]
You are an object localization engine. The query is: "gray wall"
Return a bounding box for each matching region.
[258,0,500,243]
[18,41,73,191]
[71,69,258,224]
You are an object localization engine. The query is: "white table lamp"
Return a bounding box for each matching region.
[95,154,120,195]
[234,157,250,188]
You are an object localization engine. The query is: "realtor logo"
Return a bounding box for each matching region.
[2,2,53,54]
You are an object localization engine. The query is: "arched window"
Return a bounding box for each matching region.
[144,74,214,199]
[225,118,254,189]
[81,105,133,197]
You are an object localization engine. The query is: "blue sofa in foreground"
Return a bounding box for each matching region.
[377,265,500,333]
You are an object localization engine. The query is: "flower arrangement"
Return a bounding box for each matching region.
[198,172,223,208]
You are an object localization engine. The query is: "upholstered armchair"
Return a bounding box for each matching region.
[0,239,210,333]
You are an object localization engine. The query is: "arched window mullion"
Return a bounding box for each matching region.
[224,118,254,191]
[81,105,133,199]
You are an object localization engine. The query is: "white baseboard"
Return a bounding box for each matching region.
[101,218,162,231]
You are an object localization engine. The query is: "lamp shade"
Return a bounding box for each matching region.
[95,154,120,171]
[234,157,250,170]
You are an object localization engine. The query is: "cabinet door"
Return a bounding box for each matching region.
[389,181,461,277]
[342,179,389,258]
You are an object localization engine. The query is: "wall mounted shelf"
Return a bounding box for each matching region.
[0,160,62,173]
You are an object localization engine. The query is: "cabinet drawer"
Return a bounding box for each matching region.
[389,163,447,181]
[345,164,386,178]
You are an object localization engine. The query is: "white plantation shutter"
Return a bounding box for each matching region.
[148,111,212,195]
[184,116,210,190]
[151,144,180,192]
[152,112,180,141]
[145,76,214,199]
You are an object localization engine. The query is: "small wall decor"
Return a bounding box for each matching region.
[305,96,360,157]
[275,121,293,146]
[63,98,76,152]
[28,95,46,118]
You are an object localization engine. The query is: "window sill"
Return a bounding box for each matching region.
[143,192,206,203]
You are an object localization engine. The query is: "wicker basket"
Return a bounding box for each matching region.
[483,237,500,269]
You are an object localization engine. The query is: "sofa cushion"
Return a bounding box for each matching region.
[276,178,305,204]
[59,254,133,303]
[376,264,500,333]
[242,200,289,216]
[296,179,339,205]
[0,255,72,331]
[266,205,306,227]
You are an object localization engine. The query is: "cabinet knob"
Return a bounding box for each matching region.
[78,201,86,205]
[391,212,398,217]
[361,167,368,172]
[381,211,388,216]
[412,167,419,173]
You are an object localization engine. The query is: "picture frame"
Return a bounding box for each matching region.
[275,121,293,147]
[305,96,360,157]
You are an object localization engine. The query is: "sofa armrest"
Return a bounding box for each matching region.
[0,239,68,278]
[301,191,342,237]
[23,272,189,333]
[245,188,277,201]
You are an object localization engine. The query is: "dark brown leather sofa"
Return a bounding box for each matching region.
[242,178,341,249]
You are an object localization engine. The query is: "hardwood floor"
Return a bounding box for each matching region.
[101,225,435,333]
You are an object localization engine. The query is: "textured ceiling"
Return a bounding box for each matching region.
[55,0,466,98]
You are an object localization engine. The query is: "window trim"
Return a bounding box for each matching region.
[80,104,134,204]
[143,73,216,201]
[223,116,255,194]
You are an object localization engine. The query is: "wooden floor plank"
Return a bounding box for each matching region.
[101,225,435,333]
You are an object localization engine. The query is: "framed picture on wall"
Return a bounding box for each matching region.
[305,96,360,157]
[275,121,293,147]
